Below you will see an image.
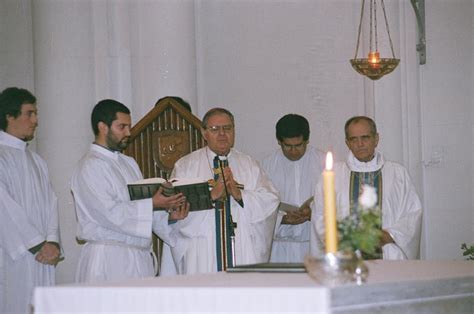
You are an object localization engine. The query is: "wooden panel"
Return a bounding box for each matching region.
[124,97,205,179]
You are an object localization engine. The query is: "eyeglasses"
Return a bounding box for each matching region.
[280,141,307,151]
[206,124,234,134]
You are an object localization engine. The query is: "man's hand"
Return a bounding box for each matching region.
[35,242,61,266]
[210,175,227,201]
[168,202,190,221]
[211,166,242,202]
[282,206,311,225]
[222,167,242,201]
[152,187,186,209]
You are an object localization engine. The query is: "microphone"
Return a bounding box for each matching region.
[219,155,236,267]
[218,155,229,198]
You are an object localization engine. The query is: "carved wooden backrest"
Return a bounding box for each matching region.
[124,97,205,179]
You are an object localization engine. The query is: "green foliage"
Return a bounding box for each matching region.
[337,208,382,259]
[461,243,474,260]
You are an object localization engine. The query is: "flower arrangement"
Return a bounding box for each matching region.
[337,185,382,259]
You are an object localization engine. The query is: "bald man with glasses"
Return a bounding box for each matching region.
[160,108,279,275]
[262,114,325,263]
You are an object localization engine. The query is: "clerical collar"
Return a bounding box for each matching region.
[346,150,384,172]
[92,142,118,153]
[206,146,232,160]
[91,143,121,160]
[0,131,27,151]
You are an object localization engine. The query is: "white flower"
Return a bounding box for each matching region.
[358,184,377,209]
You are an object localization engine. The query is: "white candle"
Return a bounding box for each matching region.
[323,152,337,254]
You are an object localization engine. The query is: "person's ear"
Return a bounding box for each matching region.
[201,128,209,142]
[98,121,108,135]
[374,133,379,147]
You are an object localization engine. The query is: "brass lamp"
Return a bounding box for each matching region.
[350,0,400,80]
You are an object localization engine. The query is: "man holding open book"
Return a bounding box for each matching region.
[71,99,189,283]
[161,108,279,274]
[262,114,325,263]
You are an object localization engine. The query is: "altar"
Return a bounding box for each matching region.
[34,260,473,313]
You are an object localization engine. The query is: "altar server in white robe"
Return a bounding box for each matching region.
[0,87,61,314]
[72,99,188,283]
[262,114,325,263]
[162,108,279,275]
[310,116,422,259]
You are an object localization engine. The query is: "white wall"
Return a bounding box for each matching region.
[195,0,365,161]
[0,0,472,284]
[420,0,473,259]
[0,0,34,90]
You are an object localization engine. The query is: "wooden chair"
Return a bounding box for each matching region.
[123,96,205,274]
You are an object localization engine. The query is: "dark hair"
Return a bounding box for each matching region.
[201,107,234,129]
[344,116,377,139]
[157,96,192,113]
[0,87,36,130]
[276,114,310,141]
[91,99,130,136]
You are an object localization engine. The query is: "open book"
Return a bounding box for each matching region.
[278,196,314,213]
[128,178,213,211]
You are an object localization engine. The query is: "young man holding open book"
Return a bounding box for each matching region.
[71,99,189,283]
[161,108,279,275]
[262,114,325,263]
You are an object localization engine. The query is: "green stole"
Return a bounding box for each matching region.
[213,156,235,271]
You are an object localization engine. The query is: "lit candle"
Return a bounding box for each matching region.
[368,51,380,68]
[323,152,337,254]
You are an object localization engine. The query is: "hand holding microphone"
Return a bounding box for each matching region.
[218,156,242,202]
[210,156,242,202]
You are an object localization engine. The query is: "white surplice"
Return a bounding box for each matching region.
[262,146,325,263]
[310,151,423,259]
[161,147,279,275]
[0,131,59,314]
[72,144,172,283]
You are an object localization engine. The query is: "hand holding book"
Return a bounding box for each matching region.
[279,196,313,225]
[167,201,190,221]
[152,186,187,209]
[128,177,213,211]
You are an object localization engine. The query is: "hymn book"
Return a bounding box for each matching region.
[128,177,213,211]
[278,196,314,213]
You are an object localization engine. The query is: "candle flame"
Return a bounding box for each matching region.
[325,152,333,171]
[368,51,380,64]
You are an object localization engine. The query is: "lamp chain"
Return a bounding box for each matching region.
[374,0,378,51]
[354,0,366,58]
[369,0,373,52]
[380,0,397,58]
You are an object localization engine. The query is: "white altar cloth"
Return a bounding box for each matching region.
[34,260,473,314]
[34,272,329,313]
